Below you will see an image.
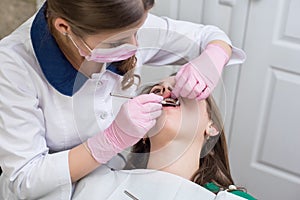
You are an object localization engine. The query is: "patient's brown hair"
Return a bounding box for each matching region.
[191,96,234,190]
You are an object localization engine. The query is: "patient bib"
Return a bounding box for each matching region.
[72,166,245,200]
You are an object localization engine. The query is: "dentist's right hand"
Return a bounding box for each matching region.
[87,93,163,164]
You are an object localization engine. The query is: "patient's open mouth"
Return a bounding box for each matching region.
[161,97,180,107]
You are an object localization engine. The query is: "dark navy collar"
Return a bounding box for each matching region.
[31,3,124,96]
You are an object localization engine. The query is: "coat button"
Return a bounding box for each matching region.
[100,111,108,119]
[97,81,103,86]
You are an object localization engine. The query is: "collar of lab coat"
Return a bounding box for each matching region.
[30,3,124,96]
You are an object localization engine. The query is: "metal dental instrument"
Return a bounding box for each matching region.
[109,93,134,99]
[110,93,180,106]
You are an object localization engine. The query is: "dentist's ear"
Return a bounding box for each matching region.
[205,121,219,138]
[53,17,72,35]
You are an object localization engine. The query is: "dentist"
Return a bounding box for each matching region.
[0,0,245,199]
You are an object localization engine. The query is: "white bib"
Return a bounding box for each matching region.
[72,166,245,200]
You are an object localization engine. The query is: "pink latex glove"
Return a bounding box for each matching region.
[87,93,163,164]
[172,43,230,100]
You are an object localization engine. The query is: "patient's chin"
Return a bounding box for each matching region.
[147,112,180,145]
[146,111,167,138]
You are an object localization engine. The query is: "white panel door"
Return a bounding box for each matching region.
[200,0,250,143]
[230,0,300,199]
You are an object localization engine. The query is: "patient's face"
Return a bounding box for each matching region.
[147,77,210,150]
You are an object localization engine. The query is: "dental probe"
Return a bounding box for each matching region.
[110,93,179,106]
[109,93,134,99]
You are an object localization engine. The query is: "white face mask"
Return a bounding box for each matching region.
[67,33,137,63]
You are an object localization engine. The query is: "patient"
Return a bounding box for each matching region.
[124,77,255,199]
[72,77,256,200]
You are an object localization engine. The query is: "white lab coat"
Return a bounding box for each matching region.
[0,4,245,200]
[72,166,246,200]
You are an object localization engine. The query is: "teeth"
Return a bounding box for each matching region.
[164,98,176,103]
[161,97,180,107]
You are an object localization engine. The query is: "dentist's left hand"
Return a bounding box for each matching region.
[172,43,230,100]
[87,93,163,164]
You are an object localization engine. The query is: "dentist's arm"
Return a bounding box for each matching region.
[209,40,232,61]
[69,143,100,183]
[69,93,163,182]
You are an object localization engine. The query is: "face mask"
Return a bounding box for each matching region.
[84,44,137,63]
[67,33,137,63]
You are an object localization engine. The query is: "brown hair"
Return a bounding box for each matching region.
[45,0,154,89]
[191,96,234,190]
[124,92,235,192]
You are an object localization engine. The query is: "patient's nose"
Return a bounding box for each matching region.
[162,88,172,98]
